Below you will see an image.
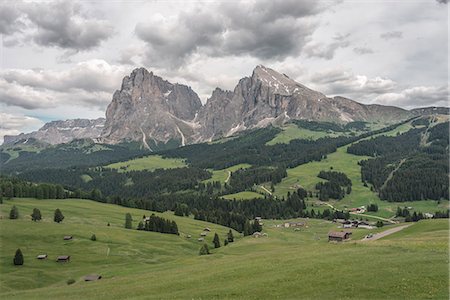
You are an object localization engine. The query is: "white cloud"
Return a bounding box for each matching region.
[0,112,44,144]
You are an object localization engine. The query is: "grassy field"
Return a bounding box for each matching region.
[266,124,340,145]
[221,191,264,200]
[203,163,251,184]
[1,198,448,299]
[105,155,186,172]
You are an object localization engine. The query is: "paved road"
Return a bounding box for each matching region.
[361,224,412,242]
[322,202,397,224]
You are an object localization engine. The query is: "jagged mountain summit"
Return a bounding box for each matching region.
[3,118,105,145]
[100,65,429,147]
[100,68,202,149]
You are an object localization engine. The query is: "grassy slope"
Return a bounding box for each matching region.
[1,198,448,299]
[203,163,251,184]
[105,155,186,172]
[266,124,340,145]
[272,120,448,219]
[221,191,264,200]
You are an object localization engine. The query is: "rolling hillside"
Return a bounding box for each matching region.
[0,198,448,299]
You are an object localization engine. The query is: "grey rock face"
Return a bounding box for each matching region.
[100,68,202,148]
[3,118,105,145]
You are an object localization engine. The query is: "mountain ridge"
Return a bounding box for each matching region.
[3,65,449,147]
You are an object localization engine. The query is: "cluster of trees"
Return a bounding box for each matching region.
[352,122,449,201]
[162,126,358,170]
[9,205,64,223]
[137,214,179,235]
[292,120,369,133]
[226,166,287,194]
[367,204,378,212]
[395,207,449,222]
[2,139,146,173]
[315,171,352,201]
[0,176,67,199]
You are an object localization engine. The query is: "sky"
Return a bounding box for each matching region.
[0,0,448,142]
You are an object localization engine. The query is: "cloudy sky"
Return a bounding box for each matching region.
[0,0,448,142]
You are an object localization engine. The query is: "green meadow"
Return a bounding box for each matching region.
[105,155,186,172]
[266,124,340,145]
[1,198,448,299]
[202,163,251,184]
[221,191,264,200]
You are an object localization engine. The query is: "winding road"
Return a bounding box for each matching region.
[360,224,412,242]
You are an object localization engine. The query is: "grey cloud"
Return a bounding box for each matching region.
[303,35,350,60]
[374,86,449,108]
[0,60,127,110]
[0,112,44,143]
[380,31,403,40]
[436,0,447,4]
[353,47,374,55]
[1,0,113,52]
[136,0,328,67]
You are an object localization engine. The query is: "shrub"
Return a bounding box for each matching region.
[54,208,64,223]
[67,279,76,285]
[9,205,19,219]
[90,234,97,241]
[199,244,210,255]
[13,248,24,266]
[31,208,42,221]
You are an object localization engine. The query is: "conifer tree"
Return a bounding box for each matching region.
[199,244,210,255]
[31,208,42,221]
[54,209,64,223]
[125,213,133,229]
[13,248,24,265]
[90,234,97,241]
[213,233,221,248]
[9,205,19,219]
[227,229,234,242]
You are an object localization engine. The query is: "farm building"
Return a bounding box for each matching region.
[253,232,262,238]
[56,255,71,262]
[200,232,207,237]
[203,227,211,232]
[36,254,48,260]
[328,231,352,242]
[63,236,73,240]
[84,274,102,281]
[198,238,204,242]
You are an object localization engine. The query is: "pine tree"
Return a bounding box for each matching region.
[224,239,229,246]
[213,233,221,248]
[54,209,64,223]
[31,208,42,221]
[13,248,24,265]
[199,244,210,255]
[9,205,19,219]
[227,229,234,242]
[137,221,144,230]
[90,234,97,241]
[125,213,133,229]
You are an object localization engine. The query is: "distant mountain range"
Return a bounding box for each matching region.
[3,65,448,148]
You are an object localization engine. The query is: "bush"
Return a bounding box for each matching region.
[9,205,19,219]
[54,208,64,223]
[31,208,42,221]
[13,248,24,265]
[90,234,97,241]
[125,213,132,229]
[199,244,210,255]
[67,279,76,285]
[376,220,384,228]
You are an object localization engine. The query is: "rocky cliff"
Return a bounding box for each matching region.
[3,118,105,145]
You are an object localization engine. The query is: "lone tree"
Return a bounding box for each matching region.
[125,213,133,229]
[54,209,64,223]
[227,229,234,243]
[199,243,210,255]
[213,233,221,248]
[376,220,384,228]
[13,248,24,265]
[31,208,42,221]
[9,205,19,219]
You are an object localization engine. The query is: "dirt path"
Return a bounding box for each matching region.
[225,171,231,183]
[361,224,412,242]
[322,202,396,224]
[380,158,406,191]
[259,185,273,196]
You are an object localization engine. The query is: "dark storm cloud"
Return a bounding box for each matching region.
[380,31,403,40]
[0,1,113,52]
[136,0,328,67]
